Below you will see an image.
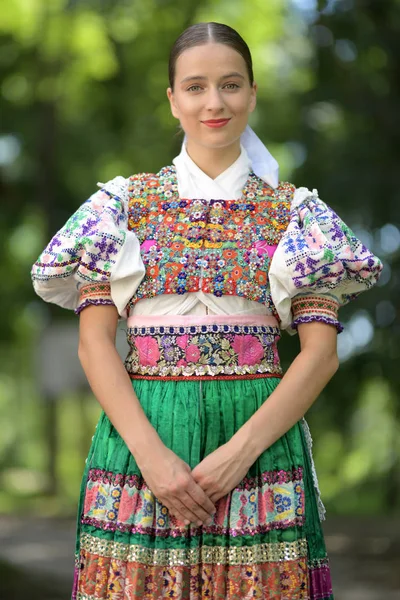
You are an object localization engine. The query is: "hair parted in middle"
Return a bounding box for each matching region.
[168,22,254,90]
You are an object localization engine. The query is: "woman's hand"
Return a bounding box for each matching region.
[191,440,254,504]
[136,444,216,526]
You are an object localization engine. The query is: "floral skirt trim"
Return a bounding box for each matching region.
[125,315,282,380]
[81,466,305,538]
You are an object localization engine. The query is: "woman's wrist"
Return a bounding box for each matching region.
[126,425,165,465]
[228,424,261,468]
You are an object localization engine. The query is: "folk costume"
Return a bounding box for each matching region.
[31,127,382,600]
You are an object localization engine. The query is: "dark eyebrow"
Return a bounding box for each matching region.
[180,72,246,84]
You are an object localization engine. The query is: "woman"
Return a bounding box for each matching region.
[31,22,382,600]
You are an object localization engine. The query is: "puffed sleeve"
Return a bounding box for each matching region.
[31,176,145,318]
[269,187,383,334]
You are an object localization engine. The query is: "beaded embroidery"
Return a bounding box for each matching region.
[126,166,294,313]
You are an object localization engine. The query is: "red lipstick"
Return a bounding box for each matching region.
[201,118,231,128]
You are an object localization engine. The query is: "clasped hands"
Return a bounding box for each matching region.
[139,438,254,527]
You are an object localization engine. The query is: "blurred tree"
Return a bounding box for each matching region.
[0,0,398,515]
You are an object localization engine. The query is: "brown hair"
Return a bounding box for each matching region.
[168,22,254,90]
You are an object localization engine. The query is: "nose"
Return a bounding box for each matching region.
[205,86,225,113]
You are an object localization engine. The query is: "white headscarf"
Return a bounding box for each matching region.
[240,125,279,188]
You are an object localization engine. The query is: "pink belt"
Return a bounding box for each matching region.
[124,313,282,381]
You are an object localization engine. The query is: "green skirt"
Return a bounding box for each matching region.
[72,376,334,599]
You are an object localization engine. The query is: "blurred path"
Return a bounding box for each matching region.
[0,515,399,599]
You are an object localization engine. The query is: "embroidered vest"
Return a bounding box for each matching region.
[126,165,294,316]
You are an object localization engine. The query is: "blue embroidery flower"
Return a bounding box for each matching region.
[275,492,292,514]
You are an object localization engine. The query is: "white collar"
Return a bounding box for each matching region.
[172,143,252,200]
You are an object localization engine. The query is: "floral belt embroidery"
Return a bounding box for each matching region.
[125,323,282,380]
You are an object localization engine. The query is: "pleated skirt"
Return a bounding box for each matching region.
[72,317,334,599]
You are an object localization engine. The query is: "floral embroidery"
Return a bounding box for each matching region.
[81,466,305,538]
[133,336,160,367]
[231,334,265,366]
[125,322,283,379]
[126,167,294,313]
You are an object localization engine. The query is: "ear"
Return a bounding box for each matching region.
[249,81,257,113]
[167,87,180,119]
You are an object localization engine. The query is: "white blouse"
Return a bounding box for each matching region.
[31,142,383,333]
[129,144,271,318]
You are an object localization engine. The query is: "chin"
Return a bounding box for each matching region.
[195,131,243,150]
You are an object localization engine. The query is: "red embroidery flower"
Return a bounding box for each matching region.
[118,489,140,522]
[231,266,243,281]
[185,344,201,362]
[176,335,189,349]
[255,270,267,286]
[223,249,237,260]
[135,336,160,366]
[84,483,99,514]
[232,335,264,366]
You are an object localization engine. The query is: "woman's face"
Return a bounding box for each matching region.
[167,42,257,150]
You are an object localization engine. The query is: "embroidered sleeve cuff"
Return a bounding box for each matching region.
[291,294,343,333]
[75,283,115,314]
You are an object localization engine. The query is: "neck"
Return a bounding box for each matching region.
[185,139,241,179]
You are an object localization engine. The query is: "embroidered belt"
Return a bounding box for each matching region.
[125,315,282,380]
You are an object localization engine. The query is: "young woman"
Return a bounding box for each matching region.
[32,22,382,600]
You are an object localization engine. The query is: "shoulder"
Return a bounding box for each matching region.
[275,181,297,199]
[97,167,174,207]
[274,183,319,210]
[127,166,177,196]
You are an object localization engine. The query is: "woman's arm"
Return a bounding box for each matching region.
[191,322,339,503]
[78,305,216,525]
[234,321,339,459]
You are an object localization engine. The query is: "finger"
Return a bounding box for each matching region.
[170,498,204,526]
[210,492,223,504]
[163,500,191,525]
[186,479,216,516]
[179,491,214,525]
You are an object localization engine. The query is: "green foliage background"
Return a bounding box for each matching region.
[0,0,399,517]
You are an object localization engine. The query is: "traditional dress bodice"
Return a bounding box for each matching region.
[31,145,383,334]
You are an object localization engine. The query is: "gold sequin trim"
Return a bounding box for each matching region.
[79,533,308,566]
